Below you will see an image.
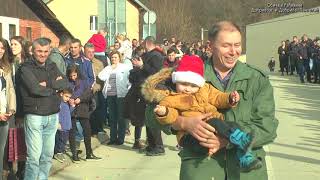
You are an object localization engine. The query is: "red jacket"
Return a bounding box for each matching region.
[88,34,107,53]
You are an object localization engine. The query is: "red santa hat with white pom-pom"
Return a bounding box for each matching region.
[172,55,205,87]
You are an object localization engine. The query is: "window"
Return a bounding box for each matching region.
[90,16,98,31]
[0,23,2,38]
[26,27,32,41]
[9,24,16,39]
[116,0,126,34]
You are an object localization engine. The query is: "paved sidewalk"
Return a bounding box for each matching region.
[49,132,108,176]
[50,127,180,180]
[265,74,320,180]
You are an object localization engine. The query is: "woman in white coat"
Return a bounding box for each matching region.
[0,38,16,180]
[98,51,131,145]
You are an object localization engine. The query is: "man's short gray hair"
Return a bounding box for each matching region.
[32,37,51,51]
[84,42,95,49]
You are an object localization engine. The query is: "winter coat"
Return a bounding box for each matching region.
[59,101,72,130]
[65,54,95,87]
[98,63,131,98]
[17,58,68,116]
[140,48,165,77]
[298,44,309,60]
[88,34,107,53]
[144,60,278,180]
[0,69,16,126]
[289,42,300,58]
[278,46,287,57]
[91,57,104,94]
[123,67,147,127]
[48,48,67,75]
[142,68,233,143]
[69,79,92,119]
[123,48,164,125]
[123,86,146,127]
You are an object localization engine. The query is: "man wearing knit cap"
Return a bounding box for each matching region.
[142,55,261,172]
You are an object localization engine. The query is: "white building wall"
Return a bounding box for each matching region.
[0,16,20,40]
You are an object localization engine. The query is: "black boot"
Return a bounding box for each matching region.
[72,151,80,162]
[86,152,102,160]
[132,140,144,149]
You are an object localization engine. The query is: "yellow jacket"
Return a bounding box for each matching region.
[142,68,234,143]
[157,83,231,123]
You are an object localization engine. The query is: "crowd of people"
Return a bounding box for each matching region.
[274,34,320,83]
[0,27,212,180]
[0,20,279,180]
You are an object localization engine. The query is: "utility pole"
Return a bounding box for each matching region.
[201,28,208,45]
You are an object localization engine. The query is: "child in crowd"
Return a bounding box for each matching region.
[268,57,276,72]
[67,65,101,162]
[142,55,262,172]
[53,88,73,163]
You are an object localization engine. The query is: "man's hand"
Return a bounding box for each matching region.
[74,98,81,104]
[131,59,139,67]
[172,113,229,154]
[204,135,228,155]
[56,76,63,81]
[39,81,47,87]
[154,105,167,116]
[173,113,215,142]
[132,57,143,68]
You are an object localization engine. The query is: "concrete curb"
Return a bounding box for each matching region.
[49,132,109,176]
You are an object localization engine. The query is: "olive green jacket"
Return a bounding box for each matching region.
[144,60,279,180]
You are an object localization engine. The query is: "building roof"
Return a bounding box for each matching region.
[22,0,73,38]
[129,0,151,12]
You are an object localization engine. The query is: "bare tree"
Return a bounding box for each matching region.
[140,0,320,44]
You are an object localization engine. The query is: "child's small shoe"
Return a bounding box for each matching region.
[229,129,253,151]
[237,149,262,172]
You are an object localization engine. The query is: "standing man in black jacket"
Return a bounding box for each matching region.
[133,36,166,156]
[288,36,300,75]
[297,40,309,83]
[17,38,68,180]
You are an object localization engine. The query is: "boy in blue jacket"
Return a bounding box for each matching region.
[54,88,73,163]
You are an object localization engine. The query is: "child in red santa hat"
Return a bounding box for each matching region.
[142,55,262,172]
